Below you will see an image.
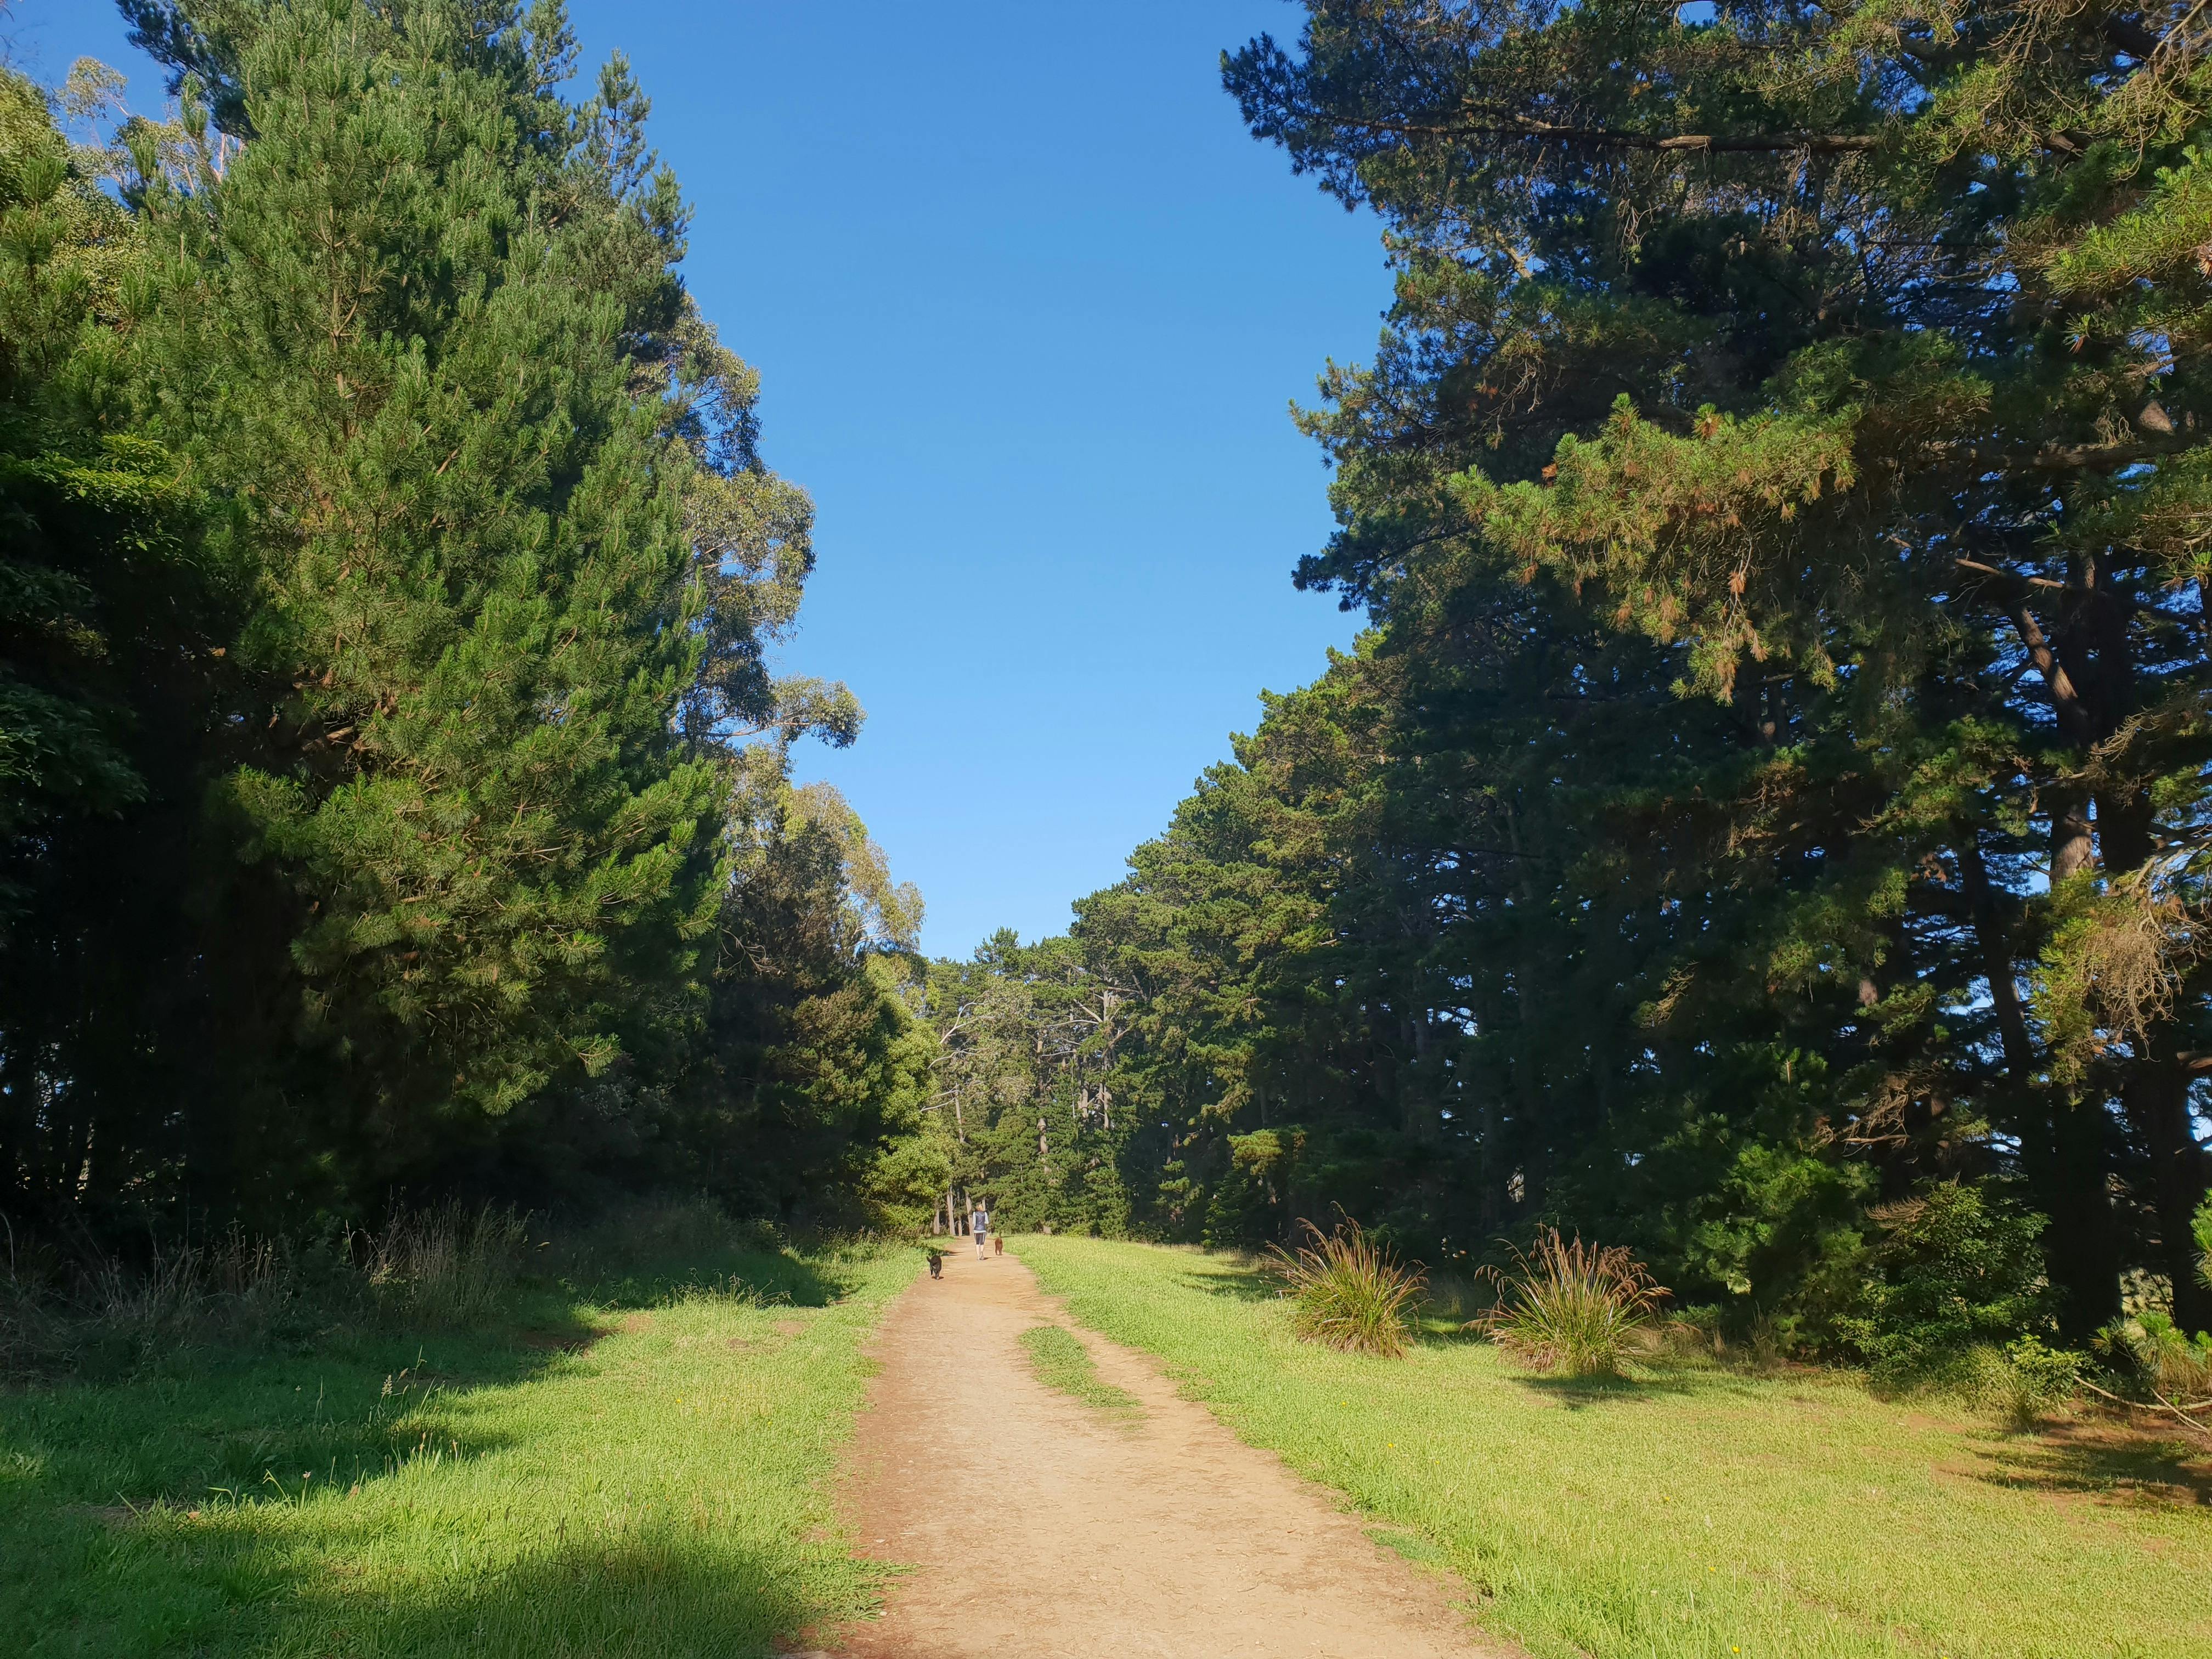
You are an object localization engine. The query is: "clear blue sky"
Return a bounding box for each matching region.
[10,1,1388,958]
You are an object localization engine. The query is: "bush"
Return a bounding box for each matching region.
[1269,1217,1425,1357]
[1969,1335,2086,1427]
[2196,1194,2212,1295]
[1476,1229,1668,1377]
[1837,1182,2057,1385]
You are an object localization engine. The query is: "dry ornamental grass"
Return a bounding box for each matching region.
[1269,1218,1425,1358]
[1474,1227,1667,1376]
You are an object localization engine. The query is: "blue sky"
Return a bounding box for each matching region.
[9,1,1388,958]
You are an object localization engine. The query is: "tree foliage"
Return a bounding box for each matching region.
[934,0,2212,1346]
[1,2,917,1233]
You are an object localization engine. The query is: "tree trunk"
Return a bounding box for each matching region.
[2038,1094,2125,1338]
[2007,605,2123,1332]
[1964,819,2114,1336]
[2083,702,2212,1336]
[2124,1040,2212,1336]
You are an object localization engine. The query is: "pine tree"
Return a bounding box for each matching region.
[112,0,801,1203]
[1220,0,2212,1333]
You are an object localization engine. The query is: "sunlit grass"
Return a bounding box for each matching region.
[3,1239,917,1657]
[1019,1324,1139,1419]
[1018,1235,2212,1659]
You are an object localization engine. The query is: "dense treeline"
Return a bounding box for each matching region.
[1,1,928,1236]
[929,0,2212,1350]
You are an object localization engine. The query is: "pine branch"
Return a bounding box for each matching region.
[1331,112,1881,154]
[2081,1378,2212,1441]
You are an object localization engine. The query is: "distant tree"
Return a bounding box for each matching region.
[696,768,930,1224]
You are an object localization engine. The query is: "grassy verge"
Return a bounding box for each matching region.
[1018,1325,1139,1420]
[1018,1234,2212,1659]
[3,1226,918,1658]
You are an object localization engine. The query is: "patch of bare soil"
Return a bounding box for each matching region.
[818,1247,1517,1659]
[1951,1413,2212,1510]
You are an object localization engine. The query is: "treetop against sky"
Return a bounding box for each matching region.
[12,0,1392,958]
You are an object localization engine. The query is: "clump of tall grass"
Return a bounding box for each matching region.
[1269,1218,1426,1358]
[365,1202,529,1326]
[1,1224,318,1373]
[1475,1229,1668,1376]
[1,1201,536,1372]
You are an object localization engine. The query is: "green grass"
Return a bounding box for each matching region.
[1018,1324,1139,1419]
[3,1239,919,1657]
[1017,1235,2212,1659]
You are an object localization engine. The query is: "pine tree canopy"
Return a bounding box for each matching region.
[917,0,2212,1347]
[2,2,919,1227]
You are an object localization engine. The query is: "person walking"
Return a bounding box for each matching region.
[970,1199,989,1260]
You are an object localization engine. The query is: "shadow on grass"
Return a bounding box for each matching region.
[1172,1261,1280,1305]
[5,1244,868,1526]
[567,1245,860,1313]
[14,1507,862,1659]
[1412,1317,1491,1347]
[270,1526,861,1659]
[0,1321,584,1520]
[1960,1420,2212,1507]
[1495,1356,1786,1407]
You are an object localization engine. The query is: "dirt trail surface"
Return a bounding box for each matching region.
[816,1245,1514,1659]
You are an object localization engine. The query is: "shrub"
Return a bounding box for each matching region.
[1475,1229,1669,1376]
[1971,1335,2087,1427]
[2100,1310,2212,1400]
[1837,1182,2057,1385]
[1269,1217,1425,1357]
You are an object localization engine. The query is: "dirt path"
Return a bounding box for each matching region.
[815,1245,1514,1659]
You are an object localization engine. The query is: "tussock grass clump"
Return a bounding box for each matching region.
[1476,1228,1667,1376]
[1269,1218,1425,1358]
[2,1226,326,1374]
[2,1203,532,1372]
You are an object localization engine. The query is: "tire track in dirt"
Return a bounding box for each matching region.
[814,1244,1517,1659]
